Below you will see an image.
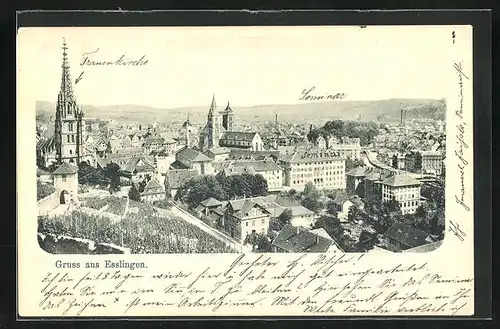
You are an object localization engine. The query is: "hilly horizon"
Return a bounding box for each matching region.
[36,98,446,126]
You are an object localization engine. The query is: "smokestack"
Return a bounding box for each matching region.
[275,114,278,125]
[400,109,404,125]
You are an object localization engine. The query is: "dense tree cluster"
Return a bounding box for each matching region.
[301,182,324,213]
[175,173,269,209]
[37,181,55,201]
[307,119,380,146]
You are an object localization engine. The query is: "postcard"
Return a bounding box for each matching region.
[17,24,474,317]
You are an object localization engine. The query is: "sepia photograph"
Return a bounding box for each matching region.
[34,27,446,256]
[17,21,477,318]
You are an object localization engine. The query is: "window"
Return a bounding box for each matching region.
[71,135,75,143]
[62,174,67,182]
[246,222,248,227]
[67,135,70,143]
[69,149,72,155]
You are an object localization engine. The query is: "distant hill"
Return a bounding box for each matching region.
[36,98,446,126]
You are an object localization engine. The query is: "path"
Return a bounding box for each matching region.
[158,204,244,252]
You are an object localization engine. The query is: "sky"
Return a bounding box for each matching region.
[17,26,469,109]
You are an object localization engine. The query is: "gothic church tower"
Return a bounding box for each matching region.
[53,38,86,165]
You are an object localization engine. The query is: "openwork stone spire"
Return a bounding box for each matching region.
[59,38,76,112]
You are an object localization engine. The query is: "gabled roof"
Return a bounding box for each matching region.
[382,174,421,187]
[220,131,258,142]
[121,156,155,173]
[143,178,163,191]
[200,197,223,208]
[177,147,212,162]
[53,162,78,175]
[231,160,282,172]
[36,136,55,153]
[271,224,333,253]
[165,169,198,189]
[346,166,369,177]
[385,221,429,248]
[402,240,443,253]
[204,147,231,156]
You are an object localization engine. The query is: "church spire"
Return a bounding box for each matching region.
[59,38,76,106]
[208,93,217,117]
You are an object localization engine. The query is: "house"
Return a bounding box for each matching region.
[222,198,272,244]
[271,224,343,253]
[203,147,231,162]
[333,193,363,222]
[266,196,316,228]
[219,132,264,151]
[228,149,280,162]
[346,166,370,195]
[198,197,224,216]
[228,160,284,190]
[402,240,443,253]
[315,135,327,149]
[380,174,422,215]
[120,156,156,185]
[164,169,199,198]
[143,136,166,154]
[173,147,214,175]
[384,221,430,252]
[140,178,165,203]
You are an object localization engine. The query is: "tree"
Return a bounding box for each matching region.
[256,233,273,252]
[301,182,323,213]
[326,201,338,217]
[37,181,55,201]
[391,154,399,169]
[312,216,343,240]
[164,176,171,198]
[138,179,147,193]
[355,230,379,252]
[104,163,121,192]
[277,209,293,227]
[347,205,359,222]
[415,205,426,219]
[128,184,141,201]
[251,174,269,197]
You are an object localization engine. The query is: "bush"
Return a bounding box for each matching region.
[37,181,55,201]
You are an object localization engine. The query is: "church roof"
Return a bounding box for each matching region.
[223,102,234,114]
[52,162,78,175]
[220,131,258,142]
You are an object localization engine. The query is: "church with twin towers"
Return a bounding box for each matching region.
[198,94,264,152]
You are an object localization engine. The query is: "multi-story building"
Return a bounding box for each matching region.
[279,149,346,191]
[420,150,445,176]
[327,136,361,160]
[227,160,283,190]
[173,147,214,175]
[380,173,422,215]
[221,198,272,244]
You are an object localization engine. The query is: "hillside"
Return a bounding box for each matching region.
[36,98,446,126]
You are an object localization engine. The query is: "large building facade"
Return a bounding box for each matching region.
[279,149,346,190]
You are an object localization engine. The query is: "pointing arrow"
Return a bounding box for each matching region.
[75,71,84,85]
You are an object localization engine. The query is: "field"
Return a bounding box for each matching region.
[81,196,128,216]
[38,197,235,254]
